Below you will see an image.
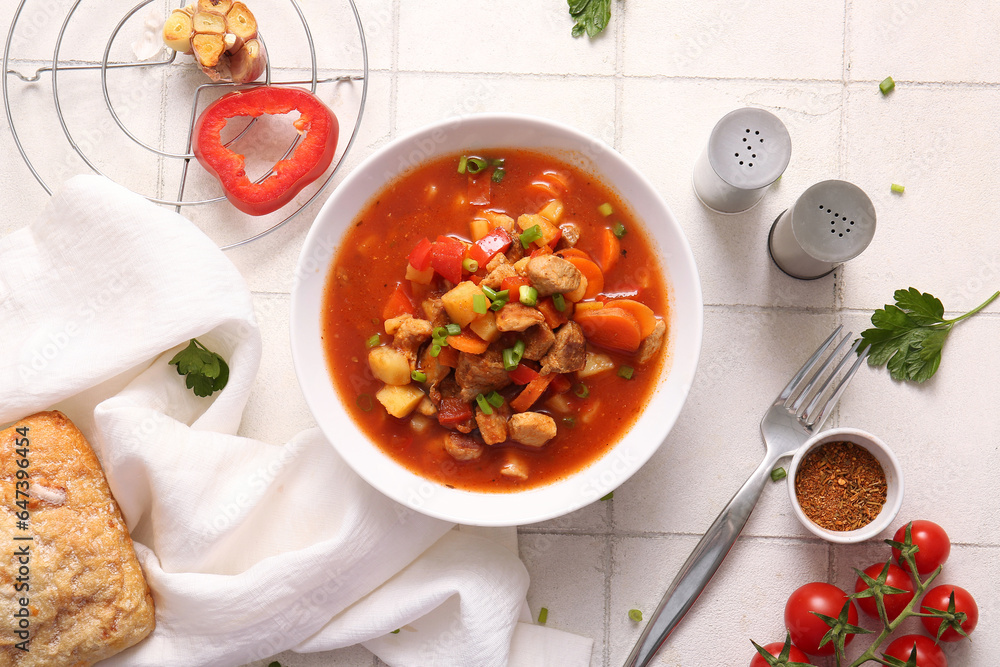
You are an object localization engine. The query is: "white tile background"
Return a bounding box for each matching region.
[2,0,998,665]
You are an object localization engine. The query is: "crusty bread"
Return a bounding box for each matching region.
[0,411,155,666]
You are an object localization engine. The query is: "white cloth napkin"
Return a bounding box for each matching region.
[0,175,593,667]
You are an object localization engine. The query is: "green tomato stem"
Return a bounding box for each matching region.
[945,290,999,324]
[847,565,941,666]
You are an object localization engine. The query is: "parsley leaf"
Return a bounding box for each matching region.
[859,288,998,383]
[168,339,230,397]
[568,0,612,38]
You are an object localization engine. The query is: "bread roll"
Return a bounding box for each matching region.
[0,411,155,666]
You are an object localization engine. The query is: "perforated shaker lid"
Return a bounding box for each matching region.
[708,108,791,190]
[791,180,877,263]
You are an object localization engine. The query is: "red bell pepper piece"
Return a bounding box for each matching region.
[438,397,473,426]
[382,283,415,321]
[408,237,433,271]
[468,228,512,266]
[500,275,531,293]
[508,363,539,385]
[430,236,465,284]
[193,86,339,216]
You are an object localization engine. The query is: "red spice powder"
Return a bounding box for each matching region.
[794,441,887,531]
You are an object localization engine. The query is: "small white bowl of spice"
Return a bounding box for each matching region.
[787,427,904,544]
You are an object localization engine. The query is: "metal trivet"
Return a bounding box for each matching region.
[3,0,368,250]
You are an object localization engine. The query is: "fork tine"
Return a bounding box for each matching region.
[801,336,862,422]
[775,325,843,404]
[804,344,870,428]
[789,331,854,412]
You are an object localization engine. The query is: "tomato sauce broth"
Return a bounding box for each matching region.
[321,149,669,492]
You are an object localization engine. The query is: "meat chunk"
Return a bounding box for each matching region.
[559,222,581,247]
[421,294,449,328]
[526,254,583,297]
[455,347,511,402]
[505,238,525,263]
[495,303,546,332]
[508,412,557,447]
[444,432,483,461]
[388,314,433,370]
[540,321,587,375]
[637,319,667,365]
[481,262,518,290]
[499,456,529,481]
[521,323,555,361]
[418,345,452,401]
[475,402,511,445]
[485,252,509,273]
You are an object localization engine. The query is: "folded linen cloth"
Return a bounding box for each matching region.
[0,175,593,667]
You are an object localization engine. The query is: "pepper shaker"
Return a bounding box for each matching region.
[692,107,791,214]
[768,180,876,279]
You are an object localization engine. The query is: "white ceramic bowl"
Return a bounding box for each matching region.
[787,427,904,543]
[290,113,703,526]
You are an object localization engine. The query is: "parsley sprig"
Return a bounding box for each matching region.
[859,287,998,383]
[168,338,230,397]
[568,0,612,38]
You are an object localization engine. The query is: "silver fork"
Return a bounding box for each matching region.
[624,326,870,667]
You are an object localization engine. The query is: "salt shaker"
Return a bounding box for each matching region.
[768,180,876,279]
[693,107,791,214]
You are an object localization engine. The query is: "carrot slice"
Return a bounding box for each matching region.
[574,306,642,353]
[436,345,460,368]
[573,300,604,315]
[510,373,556,412]
[604,299,657,338]
[557,248,592,261]
[447,328,489,354]
[537,297,570,329]
[597,227,621,274]
[565,256,604,300]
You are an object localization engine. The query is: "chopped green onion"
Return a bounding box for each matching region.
[562,416,576,428]
[365,334,381,348]
[600,491,613,501]
[770,467,787,482]
[433,326,449,339]
[463,257,479,273]
[356,394,373,412]
[502,348,518,371]
[519,285,539,307]
[573,383,589,398]
[269,662,282,667]
[490,290,510,311]
[482,285,499,301]
[598,202,613,217]
[466,157,488,174]
[618,366,634,380]
[513,339,525,357]
[457,155,468,174]
[538,607,548,625]
[390,629,400,635]
[519,224,543,248]
[628,609,643,622]
[473,294,488,314]
[552,293,566,312]
[491,158,505,167]
[891,183,905,194]
[612,222,627,239]
[486,391,504,408]
[430,344,442,358]
[445,323,461,336]
[492,168,506,183]
[879,76,895,95]
[411,370,427,383]
[476,393,493,415]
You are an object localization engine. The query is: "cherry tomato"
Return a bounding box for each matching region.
[884,634,948,667]
[854,562,916,621]
[750,641,810,667]
[921,584,978,641]
[784,582,858,656]
[891,520,950,574]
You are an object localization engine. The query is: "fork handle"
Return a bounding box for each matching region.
[622,454,776,667]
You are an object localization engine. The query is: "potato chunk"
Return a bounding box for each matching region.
[441,281,486,327]
[368,346,411,385]
[375,384,425,418]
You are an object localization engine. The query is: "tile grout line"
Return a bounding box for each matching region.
[388,0,400,141]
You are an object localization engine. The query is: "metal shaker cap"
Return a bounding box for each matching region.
[790,180,876,263]
[708,108,791,190]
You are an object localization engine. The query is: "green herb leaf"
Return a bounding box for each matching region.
[168,339,230,398]
[600,491,613,501]
[568,0,611,39]
[859,288,999,383]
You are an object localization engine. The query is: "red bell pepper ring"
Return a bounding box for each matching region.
[468,227,513,267]
[193,86,339,216]
[430,236,465,284]
[437,397,473,426]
